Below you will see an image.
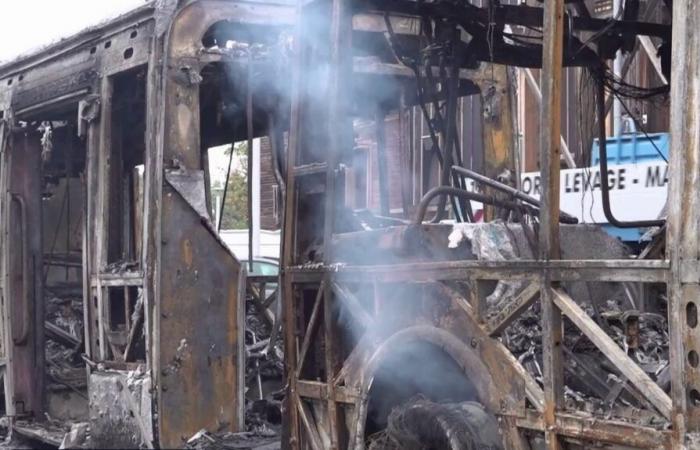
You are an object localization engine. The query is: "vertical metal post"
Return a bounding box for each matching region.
[667,1,700,447]
[247,61,254,272]
[539,0,565,448]
[323,0,352,446]
[251,139,261,258]
[281,3,303,446]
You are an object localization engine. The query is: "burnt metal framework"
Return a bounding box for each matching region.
[280,1,699,450]
[0,1,298,447]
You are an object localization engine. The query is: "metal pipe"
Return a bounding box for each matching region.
[247,55,254,273]
[595,74,665,228]
[451,165,578,224]
[413,186,523,224]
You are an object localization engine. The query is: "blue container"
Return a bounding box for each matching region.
[591,132,669,165]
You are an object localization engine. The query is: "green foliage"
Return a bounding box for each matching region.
[215,143,249,230]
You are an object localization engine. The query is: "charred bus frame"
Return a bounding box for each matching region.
[279,0,698,449]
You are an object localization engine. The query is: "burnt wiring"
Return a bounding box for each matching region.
[595,68,665,229]
[384,13,469,222]
[384,2,670,228]
[592,65,669,100]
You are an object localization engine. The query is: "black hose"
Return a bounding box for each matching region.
[595,73,665,228]
[451,165,578,224]
[414,186,523,224]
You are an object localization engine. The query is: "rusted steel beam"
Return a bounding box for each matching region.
[297,380,360,405]
[446,288,545,412]
[469,279,487,323]
[539,0,566,448]
[322,278,342,449]
[282,1,305,446]
[299,259,669,283]
[296,397,324,450]
[553,289,673,419]
[323,0,354,445]
[514,410,671,449]
[667,0,700,442]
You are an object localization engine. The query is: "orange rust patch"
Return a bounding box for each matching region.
[182,239,193,268]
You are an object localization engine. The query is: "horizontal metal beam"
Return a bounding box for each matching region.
[514,409,671,449]
[288,260,669,283]
[297,380,360,404]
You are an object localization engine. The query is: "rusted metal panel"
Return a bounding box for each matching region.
[4,130,44,418]
[157,176,245,448]
[153,3,295,446]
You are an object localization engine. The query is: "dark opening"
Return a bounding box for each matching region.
[106,68,147,265]
[689,350,699,368]
[36,113,89,422]
[688,302,698,328]
[365,340,477,437]
[690,389,700,407]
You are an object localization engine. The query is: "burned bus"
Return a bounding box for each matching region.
[1,0,699,449]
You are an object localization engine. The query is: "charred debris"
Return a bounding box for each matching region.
[0,0,695,449]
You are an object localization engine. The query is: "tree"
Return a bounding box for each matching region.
[215,143,249,230]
